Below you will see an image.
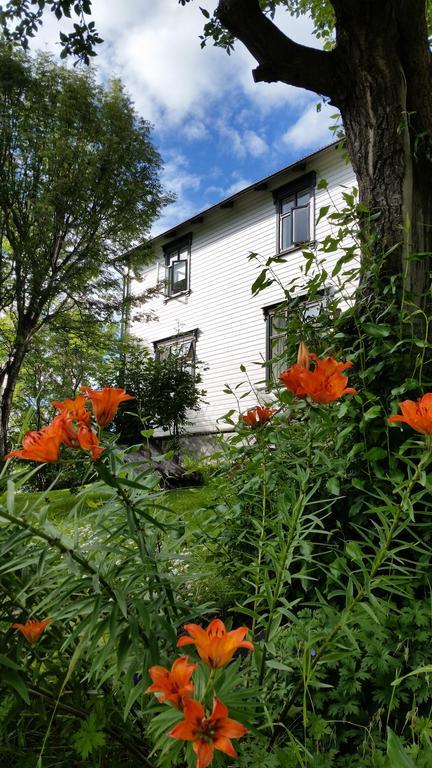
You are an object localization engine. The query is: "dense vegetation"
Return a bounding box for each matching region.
[1,203,431,767]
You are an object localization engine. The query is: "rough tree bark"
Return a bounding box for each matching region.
[217,0,432,311]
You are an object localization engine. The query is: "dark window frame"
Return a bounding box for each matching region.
[162,233,192,298]
[272,172,316,255]
[263,289,328,390]
[154,328,199,378]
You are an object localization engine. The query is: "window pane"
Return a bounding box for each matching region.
[296,189,311,207]
[303,299,322,319]
[157,344,170,361]
[270,310,286,335]
[281,195,295,214]
[172,260,187,293]
[292,205,310,244]
[280,214,292,250]
[270,334,287,383]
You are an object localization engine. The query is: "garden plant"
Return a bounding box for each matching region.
[1,198,432,767]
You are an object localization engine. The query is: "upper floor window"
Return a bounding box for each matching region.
[273,172,316,254]
[163,234,191,298]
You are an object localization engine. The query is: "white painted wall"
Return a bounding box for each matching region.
[133,144,357,434]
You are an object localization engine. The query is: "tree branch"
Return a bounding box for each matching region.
[216,0,341,102]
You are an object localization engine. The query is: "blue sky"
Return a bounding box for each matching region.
[32,0,337,235]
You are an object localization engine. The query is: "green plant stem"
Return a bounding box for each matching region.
[251,448,267,640]
[269,445,432,747]
[203,668,217,701]
[110,473,179,618]
[258,489,308,686]
[28,684,155,766]
[258,427,313,686]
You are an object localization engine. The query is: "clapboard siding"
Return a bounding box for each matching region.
[133,145,357,433]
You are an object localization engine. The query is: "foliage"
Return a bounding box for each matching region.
[0,0,103,63]
[11,313,118,435]
[0,443,210,765]
[201,195,432,766]
[0,42,169,454]
[114,337,206,445]
[1,205,432,766]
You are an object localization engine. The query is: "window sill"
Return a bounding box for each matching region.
[277,240,316,257]
[163,289,191,303]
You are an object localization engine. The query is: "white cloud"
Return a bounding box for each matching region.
[161,151,201,198]
[216,121,269,159]
[152,151,204,235]
[29,0,322,125]
[244,130,268,157]
[281,102,338,151]
[224,177,253,196]
[183,121,209,141]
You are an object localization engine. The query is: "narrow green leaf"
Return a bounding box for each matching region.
[386,727,416,767]
[362,322,391,338]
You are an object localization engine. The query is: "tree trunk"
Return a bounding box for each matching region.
[216,0,432,322]
[333,0,432,313]
[0,340,30,457]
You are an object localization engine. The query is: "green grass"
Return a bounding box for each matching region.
[4,486,111,524]
[5,481,218,527]
[162,484,218,516]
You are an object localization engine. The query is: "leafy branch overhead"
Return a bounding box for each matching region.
[0,0,103,64]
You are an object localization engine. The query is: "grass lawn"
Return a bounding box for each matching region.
[4,481,219,527]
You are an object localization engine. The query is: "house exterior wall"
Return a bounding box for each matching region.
[133,144,357,434]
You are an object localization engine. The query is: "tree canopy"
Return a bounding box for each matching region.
[0,44,170,454]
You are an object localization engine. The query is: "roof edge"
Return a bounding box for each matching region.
[152,140,341,244]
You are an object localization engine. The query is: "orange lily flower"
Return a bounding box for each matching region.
[52,397,103,459]
[280,352,357,404]
[81,386,134,428]
[52,394,90,424]
[279,363,310,397]
[177,619,253,669]
[170,697,247,768]
[4,424,62,462]
[146,656,197,709]
[388,393,432,434]
[76,424,104,460]
[12,618,51,644]
[241,405,277,427]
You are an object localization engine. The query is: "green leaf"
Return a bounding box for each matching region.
[386,727,416,767]
[362,322,391,338]
[0,654,20,670]
[365,447,387,461]
[124,678,147,720]
[392,665,432,687]
[326,477,340,496]
[2,669,30,704]
[363,405,382,421]
[72,712,106,760]
[266,660,293,672]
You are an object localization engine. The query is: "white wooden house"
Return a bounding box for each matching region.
[133,141,356,446]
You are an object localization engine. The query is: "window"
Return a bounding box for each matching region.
[273,172,316,253]
[163,234,191,297]
[154,330,198,377]
[264,293,326,389]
